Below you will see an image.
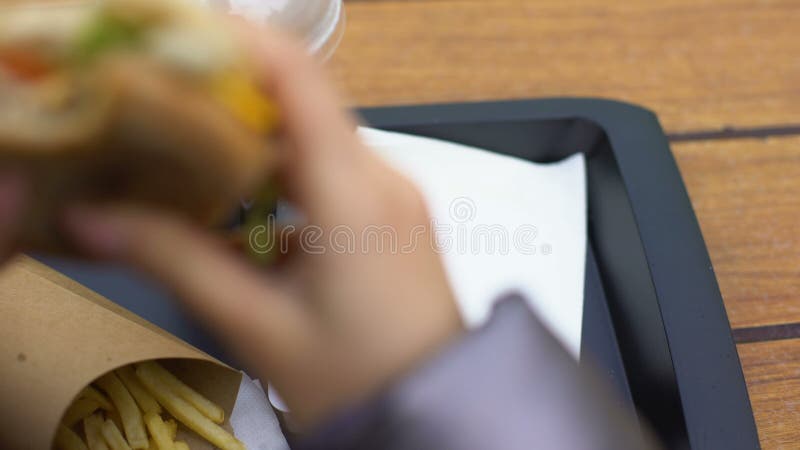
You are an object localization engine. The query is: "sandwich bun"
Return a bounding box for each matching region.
[0,0,279,254]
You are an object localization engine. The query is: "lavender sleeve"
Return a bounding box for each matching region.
[296,295,661,450]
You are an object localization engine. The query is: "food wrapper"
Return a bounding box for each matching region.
[0,256,243,449]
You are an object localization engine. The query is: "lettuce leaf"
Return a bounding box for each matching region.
[71,14,143,64]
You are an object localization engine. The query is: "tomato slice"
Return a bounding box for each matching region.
[0,49,52,81]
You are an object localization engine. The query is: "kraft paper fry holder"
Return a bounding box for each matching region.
[0,256,242,450]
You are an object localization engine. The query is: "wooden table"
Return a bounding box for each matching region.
[330,1,800,448]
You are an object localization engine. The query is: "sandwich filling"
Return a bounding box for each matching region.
[0,0,278,137]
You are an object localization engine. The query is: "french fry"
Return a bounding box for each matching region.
[54,424,89,450]
[165,419,177,441]
[101,419,133,450]
[107,408,125,436]
[83,413,110,450]
[81,385,115,411]
[143,412,175,450]
[96,372,149,449]
[117,366,161,415]
[173,442,189,450]
[62,396,102,427]
[136,361,224,423]
[136,364,245,450]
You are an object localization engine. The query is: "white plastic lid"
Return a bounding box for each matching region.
[199,0,345,59]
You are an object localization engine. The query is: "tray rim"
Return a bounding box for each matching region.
[357,98,759,450]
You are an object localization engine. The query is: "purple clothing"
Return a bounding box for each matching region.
[298,295,660,449]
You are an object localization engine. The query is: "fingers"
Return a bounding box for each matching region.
[62,207,309,363]
[242,26,359,161]
[235,24,373,221]
[0,173,26,261]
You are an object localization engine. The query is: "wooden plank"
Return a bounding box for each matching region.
[739,339,800,449]
[330,0,800,133]
[672,136,800,329]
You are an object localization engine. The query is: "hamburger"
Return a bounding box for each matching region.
[0,0,279,253]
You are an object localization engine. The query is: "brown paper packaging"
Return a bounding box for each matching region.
[0,256,243,450]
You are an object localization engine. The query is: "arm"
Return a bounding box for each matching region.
[298,295,660,450]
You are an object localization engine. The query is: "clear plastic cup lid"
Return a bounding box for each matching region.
[199,0,345,59]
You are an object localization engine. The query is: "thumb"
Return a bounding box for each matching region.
[62,207,310,367]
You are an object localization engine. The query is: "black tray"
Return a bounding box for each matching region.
[39,98,758,449]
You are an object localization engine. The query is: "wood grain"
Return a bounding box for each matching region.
[330,0,800,134]
[672,136,800,329]
[740,339,800,450]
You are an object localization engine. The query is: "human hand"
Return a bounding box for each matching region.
[65,27,463,427]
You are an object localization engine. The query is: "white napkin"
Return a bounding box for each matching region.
[360,128,587,357]
[230,373,290,450]
[260,127,588,425]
